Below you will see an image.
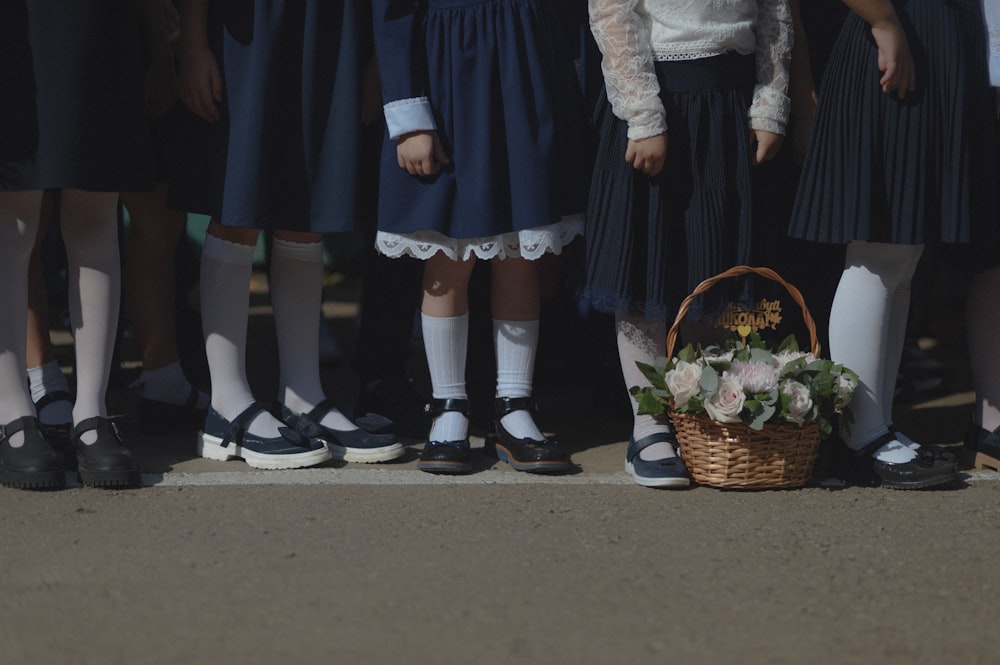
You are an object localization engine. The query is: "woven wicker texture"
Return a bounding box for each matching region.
[667,266,821,489]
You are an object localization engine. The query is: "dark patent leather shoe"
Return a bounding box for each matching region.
[418,398,472,474]
[73,417,140,488]
[0,416,65,490]
[860,431,960,490]
[486,397,572,474]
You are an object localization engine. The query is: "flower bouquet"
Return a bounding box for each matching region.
[639,265,859,489]
[632,333,858,442]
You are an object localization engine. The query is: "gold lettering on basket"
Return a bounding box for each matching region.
[714,299,783,342]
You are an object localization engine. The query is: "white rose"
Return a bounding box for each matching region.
[703,374,746,424]
[782,380,814,424]
[665,360,703,409]
[834,372,858,412]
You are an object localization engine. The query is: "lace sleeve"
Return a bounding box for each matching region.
[588,0,666,140]
[749,0,793,135]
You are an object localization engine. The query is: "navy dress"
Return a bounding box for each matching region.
[0,0,153,192]
[175,0,364,233]
[371,0,588,259]
[789,0,998,250]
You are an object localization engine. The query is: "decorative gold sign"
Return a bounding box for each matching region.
[714,299,783,343]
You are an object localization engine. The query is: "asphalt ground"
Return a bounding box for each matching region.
[2,268,999,665]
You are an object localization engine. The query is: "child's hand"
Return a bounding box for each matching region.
[751,130,783,165]
[870,17,916,99]
[397,131,450,177]
[179,41,223,123]
[625,134,667,177]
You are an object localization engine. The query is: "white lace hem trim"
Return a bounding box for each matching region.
[376,217,584,261]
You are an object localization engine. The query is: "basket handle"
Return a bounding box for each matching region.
[665,265,820,359]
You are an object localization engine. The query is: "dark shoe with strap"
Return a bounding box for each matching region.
[626,432,690,489]
[859,430,960,490]
[0,416,65,490]
[34,390,75,470]
[138,387,208,435]
[355,376,432,440]
[278,399,404,463]
[418,398,472,475]
[965,423,1000,472]
[73,417,140,488]
[486,397,572,474]
[198,403,331,470]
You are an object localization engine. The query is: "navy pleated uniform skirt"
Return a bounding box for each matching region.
[376,0,588,242]
[172,0,363,233]
[789,0,998,248]
[0,0,153,192]
[582,53,756,320]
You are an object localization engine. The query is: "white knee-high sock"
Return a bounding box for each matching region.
[968,266,1000,433]
[616,314,676,460]
[60,192,121,443]
[201,233,282,438]
[494,319,544,440]
[270,237,354,431]
[830,242,923,462]
[0,193,41,433]
[422,312,469,442]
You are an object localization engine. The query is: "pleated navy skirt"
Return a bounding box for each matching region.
[376,0,588,242]
[171,0,363,233]
[789,0,999,247]
[0,0,153,192]
[582,53,756,320]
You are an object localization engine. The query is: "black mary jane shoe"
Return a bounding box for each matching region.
[73,417,140,489]
[485,397,572,474]
[0,416,65,490]
[859,431,960,490]
[418,398,473,475]
[965,423,1000,472]
[138,387,208,436]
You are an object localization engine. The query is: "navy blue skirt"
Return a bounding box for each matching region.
[582,54,756,320]
[376,0,588,239]
[789,0,999,247]
[0,0,153,192]
[172,0,363,232]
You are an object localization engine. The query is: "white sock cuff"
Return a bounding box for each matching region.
[202,234,256,265]
[272,237,323,263]
[27,361,70,401]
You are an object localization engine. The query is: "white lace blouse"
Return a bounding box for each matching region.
[589,0,793,140]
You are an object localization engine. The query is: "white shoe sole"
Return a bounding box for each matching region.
[325,441,406,464]
[625,460,691,489]
[197,432,332,470]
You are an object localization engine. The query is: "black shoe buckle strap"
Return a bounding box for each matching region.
[424,398,470,418]
[494,396,537,418]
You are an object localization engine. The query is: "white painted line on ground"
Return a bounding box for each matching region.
[128,468,1000,488]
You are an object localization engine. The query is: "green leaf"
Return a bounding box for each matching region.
[636,389,666,416]
[749,347,773,364]
[699,365,719,394]
[776,334,800,353]
[677,344,697,364]
[748,403,775,430]
[636,361,666,390]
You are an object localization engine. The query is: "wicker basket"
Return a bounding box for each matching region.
[666,266,822,489]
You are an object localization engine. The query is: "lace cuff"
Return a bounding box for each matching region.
[383,97,437,139]
[749,84,790,135]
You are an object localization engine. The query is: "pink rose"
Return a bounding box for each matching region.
[665,360,703,409]
[704,375,746,424]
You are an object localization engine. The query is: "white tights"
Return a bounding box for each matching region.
[615,314,677,461]
[830,241,923,462]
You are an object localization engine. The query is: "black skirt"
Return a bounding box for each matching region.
[582,53,756,320]
[789,0,998,247]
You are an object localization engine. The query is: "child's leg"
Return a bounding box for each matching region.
[270,231,354,431]
[422,252,475,442]
[122,185,208,409]
[200,222,283,438]
[490,256,544,440]
[615,314,677,460]
[879,247,923,450]
[26,194,73,428]
[0,191,43,431]
[59,190,121,441]
[967,266,1000,434]
[830,241,924,461]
